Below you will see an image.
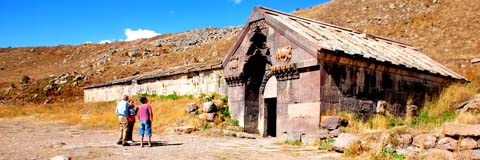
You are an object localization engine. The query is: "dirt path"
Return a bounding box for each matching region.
[0,118,341,160]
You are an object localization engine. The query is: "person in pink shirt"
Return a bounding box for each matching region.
[137,97,153,147]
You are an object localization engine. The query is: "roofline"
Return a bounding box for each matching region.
[258,6,413,47]
[84,60,223,90]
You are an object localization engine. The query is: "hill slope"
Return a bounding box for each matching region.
[1,0,479,104]
[0,27,241,104]
[294,0,479,64]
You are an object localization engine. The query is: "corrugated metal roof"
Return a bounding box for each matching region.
[84,60,222,89]
[258,7,466,81]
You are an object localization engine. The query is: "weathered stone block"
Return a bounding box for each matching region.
[376,100,387,114]
[420,149,454,160]
[175,125,194,135]
[443,123,480,137]
[202,101,217,113]
[185,103,198,113]
[436,137,458,151]
[394,134,413,148]
[320,116,342,130]
[460,138,478,150]
[333,133,360,152]
[413,134,437,149]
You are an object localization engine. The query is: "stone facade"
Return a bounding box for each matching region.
[84,61,226,102]
[222,7,466,138]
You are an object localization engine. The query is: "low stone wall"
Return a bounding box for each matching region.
[84,69,226,102]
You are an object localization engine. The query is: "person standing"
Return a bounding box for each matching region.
[126,99,138,142]
[115,95,130,146]
[137,96,153,147]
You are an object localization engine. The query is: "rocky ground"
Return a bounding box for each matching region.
[0,117,340,160]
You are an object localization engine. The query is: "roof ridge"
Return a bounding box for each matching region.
[257,6,412,47]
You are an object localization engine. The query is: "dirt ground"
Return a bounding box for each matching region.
[0,117,340,160]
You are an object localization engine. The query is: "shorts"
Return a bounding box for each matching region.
[138,120,152,137]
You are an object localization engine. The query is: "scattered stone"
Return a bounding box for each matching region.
[317,129,330,139]
[50,141,66,148]
[321,116,343,130]
[222,129,234,136]
[185,103,198,113]
[128,49,139,57]
[198,113,207,120]
[395,134,413,148]
[460,138,478,150]
[471,58,480,64]
[50,155,70,160]
[44,99,51,104]
[420,149,454,160]
[333,133,360,152]
[236,132,257,139]
[412,134,437,149]
[5,87,13,94]
[436,137,457,151]
[329,129,341,137]
[472,150,480,160]
[73,74,85,82]
[153,26,241,52]
[395,146,418,156]
[206,113,217,122]
[443,123,480,137]
[456,94,480,113]
[20,75,31,84]
[175,125,194,135]
[202,101,217,113]
[376,100,387,114]
[153,40,162,47]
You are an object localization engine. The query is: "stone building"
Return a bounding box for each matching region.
[222,7,467,137]
[84,60,225,102]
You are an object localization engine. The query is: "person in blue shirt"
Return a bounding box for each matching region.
[115,95,130,146]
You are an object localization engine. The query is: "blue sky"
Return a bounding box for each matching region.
[0,0,328,48]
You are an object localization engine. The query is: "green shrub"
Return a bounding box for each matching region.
[318,137,335,150]
[220,95,228,103]
[228,132,237,137]
[282,140,302,146]
[377,148,406,160]
[159,93,179,100]
[227,119,239,126]
[202,124,212,130]
[222,105,231,117]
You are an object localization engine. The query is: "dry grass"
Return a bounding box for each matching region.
[455,112,480,124]
[0,95,223,135]
[339,112,404,133]
[343,140,372,158]
[410,83,478,131]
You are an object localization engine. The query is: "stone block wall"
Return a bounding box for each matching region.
[319,61,445,118]
[84,69,226,102]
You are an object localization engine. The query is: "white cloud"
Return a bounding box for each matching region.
[233,0,241,4]
[124,28,160,41]
[98,40,112,44]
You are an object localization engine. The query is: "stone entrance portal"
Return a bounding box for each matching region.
[263,76,277,137]
[242,27,271,133]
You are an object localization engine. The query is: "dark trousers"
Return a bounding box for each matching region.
[126,121,135,141]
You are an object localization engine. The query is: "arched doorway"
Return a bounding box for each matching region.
[263,76,277,137]
[242,26,271,133]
